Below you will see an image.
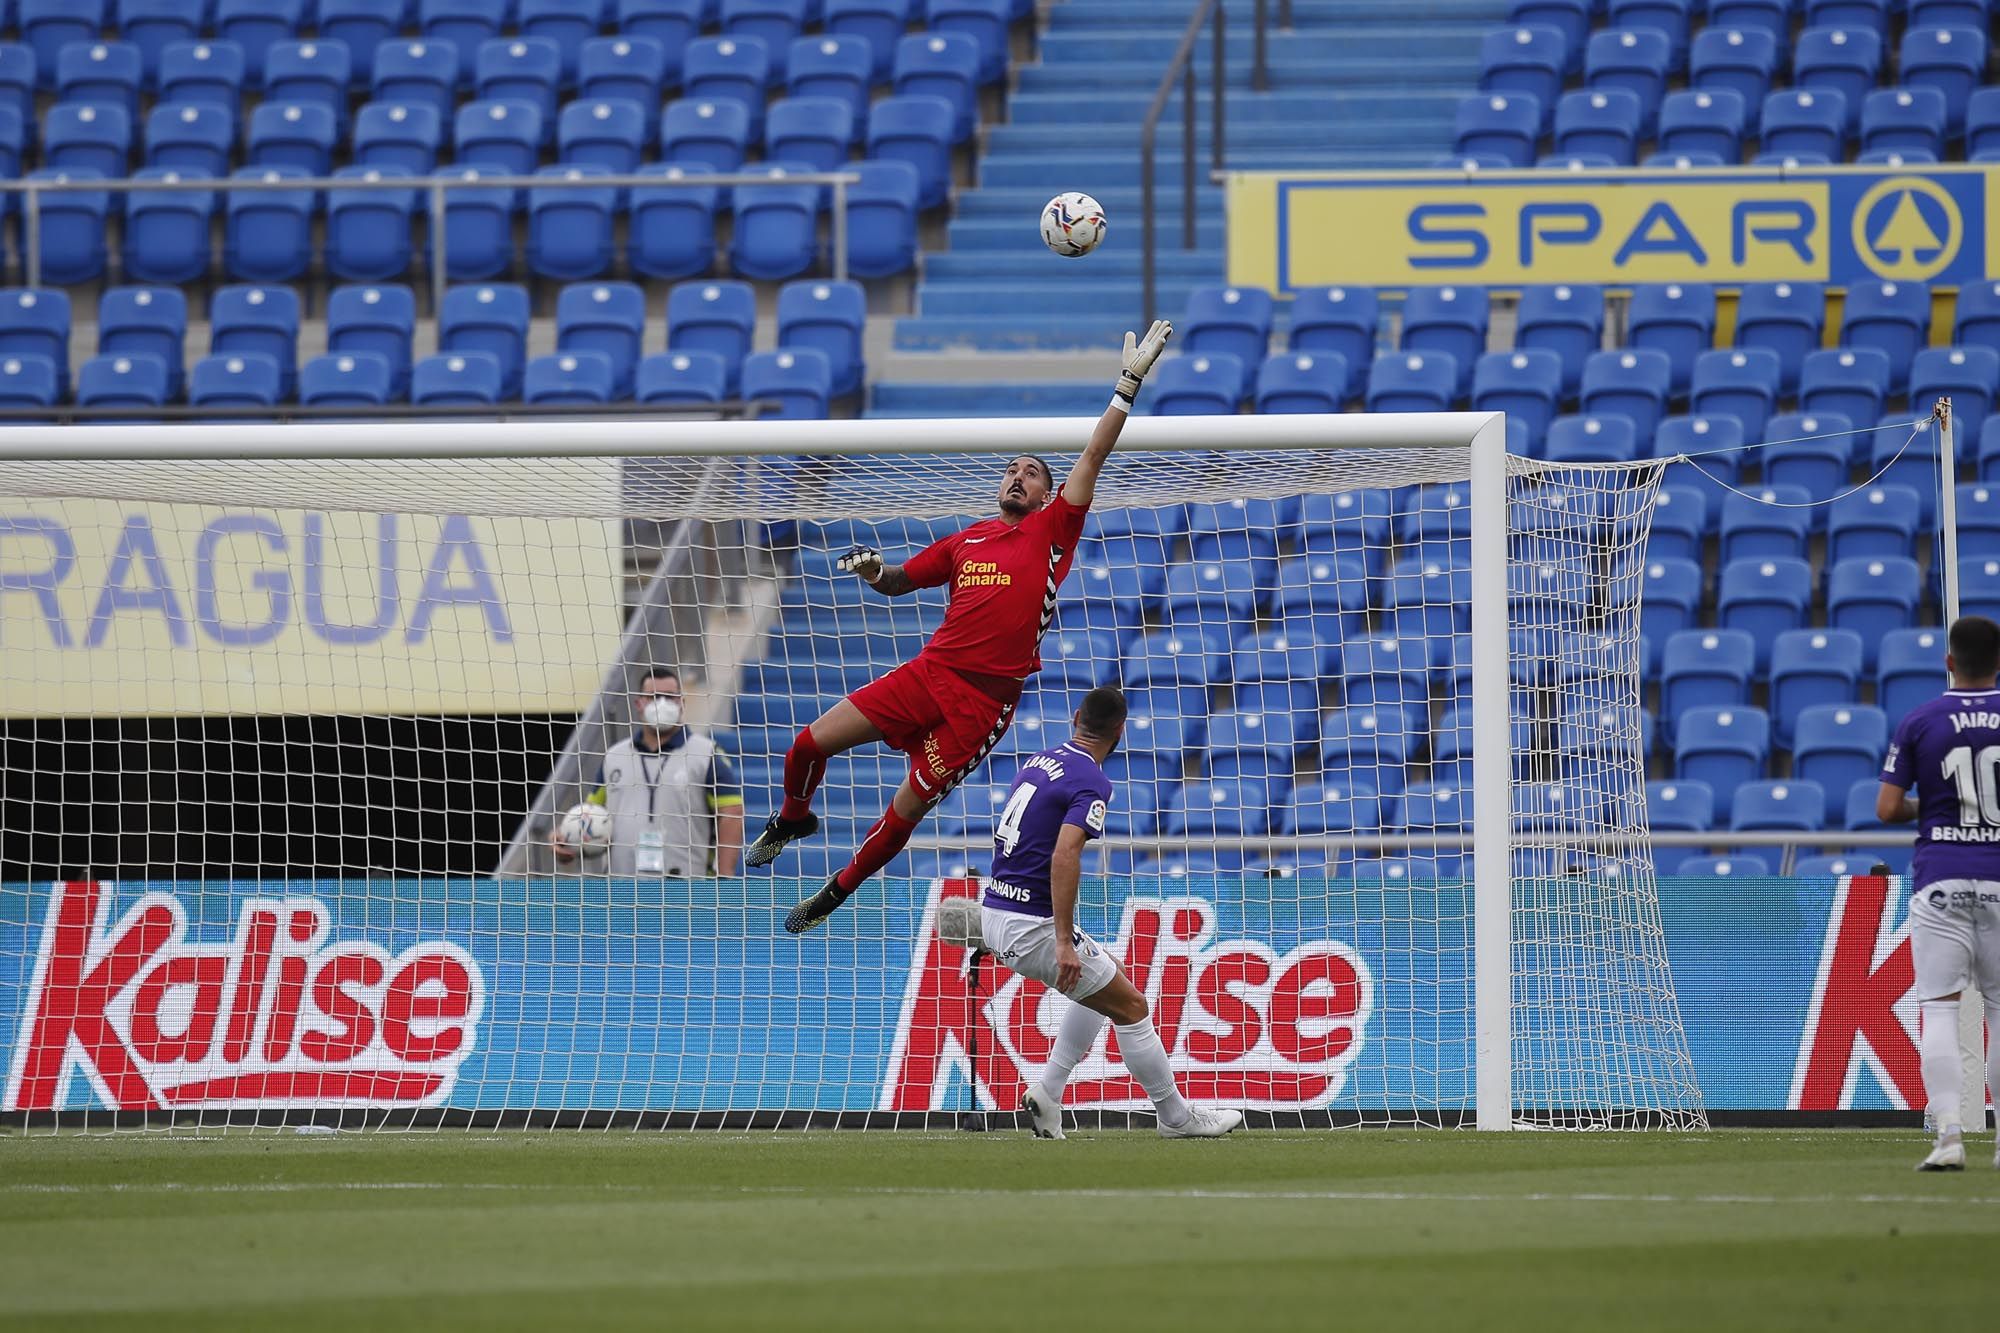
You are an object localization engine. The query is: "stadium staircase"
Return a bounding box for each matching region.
[868,0,1509,417]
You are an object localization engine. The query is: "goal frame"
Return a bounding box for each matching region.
[0,410,1528,1128]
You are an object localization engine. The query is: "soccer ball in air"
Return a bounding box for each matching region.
[1041,192,1106,257]
[558,802,613,858]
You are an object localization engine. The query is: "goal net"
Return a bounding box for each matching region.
[0,415,1705,1131]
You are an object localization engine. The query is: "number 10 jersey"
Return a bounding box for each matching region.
[1882,687,2000,890]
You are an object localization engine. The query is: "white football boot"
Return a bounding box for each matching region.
[1158,1106,1244,1139]
[1918,1128,1965,1172]
[1021,1087,1065,1140]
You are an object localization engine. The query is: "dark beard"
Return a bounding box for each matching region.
[998,494,1032,516]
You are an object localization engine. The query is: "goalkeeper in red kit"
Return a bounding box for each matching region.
[749,319,1174,934]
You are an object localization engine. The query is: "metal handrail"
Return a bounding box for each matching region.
[0,168,864,299]
[1140,0,1226,329]
[0,399,775,423]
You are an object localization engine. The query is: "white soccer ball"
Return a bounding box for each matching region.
[558,802,613,858]
[1041,191,1106,257]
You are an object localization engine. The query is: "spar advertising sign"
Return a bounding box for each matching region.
[0,875,1946,1115]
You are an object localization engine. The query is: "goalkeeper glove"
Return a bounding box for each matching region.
[837,544,884,583]
[1110,319,1173,413]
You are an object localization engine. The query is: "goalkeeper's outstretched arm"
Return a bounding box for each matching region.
[838,545,918,597]
[1062,319,1172,511]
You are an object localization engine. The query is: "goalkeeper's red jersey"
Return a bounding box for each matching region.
[900,492,1089,679]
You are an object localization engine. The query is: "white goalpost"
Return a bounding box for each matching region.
[0,411,1705,1131]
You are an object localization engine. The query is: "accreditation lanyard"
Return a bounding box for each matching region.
[637,749,668,823]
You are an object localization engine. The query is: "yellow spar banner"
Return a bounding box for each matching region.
[1227,165,1998,291]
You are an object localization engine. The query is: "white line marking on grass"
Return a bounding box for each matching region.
[743,1185,2000,1208]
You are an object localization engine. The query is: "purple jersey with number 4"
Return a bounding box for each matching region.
[984,741,1113,918]
[1882,688,2000,888]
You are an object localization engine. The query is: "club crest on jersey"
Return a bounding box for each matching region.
[881,880,1375,1111]
[4,881,486,1111]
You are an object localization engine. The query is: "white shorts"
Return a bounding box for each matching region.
[1909,880,2000,1000]
[981,906,1119,1000]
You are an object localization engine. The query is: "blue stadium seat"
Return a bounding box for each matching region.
[776,279,865,398]
[143,101,232,175]
[1955,277,2000,363]
[0,350,57,414]
[1877,626,1945,728]
[1735,281,1826,396]
[1472,349,1563,449]
[440,282,529,397]
[354,101,443,172]
[18,0,95,89]
[1255,352,1346,414]
[1793,26,1881,131]
[1957,482,2000,559]
[525,349,616,404]
[44,103,130,178]
[742,346,832,419]
[1969,87,2000,162]
[1387,557,1472,642]
[1962,556,2000,622]
[420,0,501,84]
[1718,556,1813,667]
[1628,282,1716,395]
[1271,552,1370,641]
[684,36,770,133]
[210,284,300,398]
[1452,92,1541,167]
[1147,354,1243,415]
[926,0,1010,85]
[1554,87,1644,162]
[1579,347,1671,440]
[1983,419,2000,484]
[663,96,753,173]
[1204,710,1307,785]
[560,98,647,171]
[0,291,70,400]
[667,279,755,393]
[1908,0,1992,27]
[721,0,806,83]
[1300,487,1392,561]
[0,46,36,147]
[76,352,168,408]
[1164,560,1260,626]
[318,0,402,83]
[1674,705,1770,817]
[372,39,459,120]
[824,0,913,82]
[1510,283,1599,398]
[1795,854,1871,877]
[118,0,200,89]
[1648,486,1708,564]
[1367,351,1456,412]
[730,162,821,280]
[636,348,727,403]
[121,169,214,288]
[893,31,978,144]
[1770,628,1864,746]
[327,282,415,398]
[1794,704,1888,823]
[1182,285,1275,376]
[580,37,666,135]
[189,351,281,409]
[1039,627,1117,695]
[1677,855,1775,878]
[248,100,336,173]
[1911,345,2000,426]
[1163,779,1273,840]
[1287,780,1384,840]
[527,163,618,281]
[98,286,186,397]
[619,0,706,84]
[785,35,870,132]
[433,166,518,281]
[1648,778,1716,872]
[763,94,852,171]
[1585,27,1670,129]
[1657,87,1746,160]
[58,42,142,120]
[1480,24,1566,126]
[1691,347,1782,442]
[1827,557,1922,667]
[1798,346,1889,429]
[1805,0,1890,32]
[23,169,107,287]
[215,0,307,87]
[1758,88,1847,162]
[1544,413,1640,465]
[455,99,542,174]
[1233,627,1332,717]
[1340,634,1435,716]
[557,281,645,399]
[1719,487,1813,562]
[1759,411,1853,495]
[843,158,921,278]
[629,161,719,279]
[411,349,504,405]
[326,165,418,282]
[1861,86,1947,159]
[1689,25,1778,108]
[1289,286,1377,399]
[266,39,352,130]
[1825,484,1920,564]
[299,350,393,406]
[1899,26,1985,132]
[1506,0,1588,68]
[477,39,563,131]
[520,0,607,84]
[223,165,314,283]
[1731,781,1827,849]
[1608,0,1694,53]
[1661,629,1757,734]
[1867,414,1939,522]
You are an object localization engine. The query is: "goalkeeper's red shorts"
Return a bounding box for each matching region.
[847,655,1021,806]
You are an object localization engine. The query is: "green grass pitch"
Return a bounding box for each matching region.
[3,1129,1996,1330]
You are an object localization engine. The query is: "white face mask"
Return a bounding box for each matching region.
[642,697,682,731]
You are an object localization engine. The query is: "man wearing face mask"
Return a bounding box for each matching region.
[552,667,744,878]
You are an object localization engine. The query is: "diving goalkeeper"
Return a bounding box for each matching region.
[748,319,1173,935]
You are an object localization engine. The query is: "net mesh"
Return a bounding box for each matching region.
[0,431,1704,1130]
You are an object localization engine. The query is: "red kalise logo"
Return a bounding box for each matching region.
[5,881,485,1111]
[882,879,1374,1111]
[1790,874,1922,1111]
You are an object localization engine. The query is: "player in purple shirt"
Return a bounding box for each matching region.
[980,686,1242,1140]
[1877,615,2000,1171]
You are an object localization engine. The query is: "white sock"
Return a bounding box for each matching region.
[1921,998,1963,1136]
[1114,1019,1191,1128]
[1985,1002,2000,1135]
[1035,1003,1107,1102]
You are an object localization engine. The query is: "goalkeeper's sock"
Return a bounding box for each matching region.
[1921,997,1963,1132]
[1985,1002,2000,1128]
[834,806,920,893]
[1036,1003,1108,1102]
[1114,1019,1191,1129]
[779,727,828,822]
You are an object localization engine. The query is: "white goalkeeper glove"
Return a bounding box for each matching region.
[1110,318,1173,413]
[837,544,884,584]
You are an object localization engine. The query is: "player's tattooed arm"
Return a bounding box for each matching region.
[837,545,916,596]
[869,566,916,596]
[1875,782,1919,824]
